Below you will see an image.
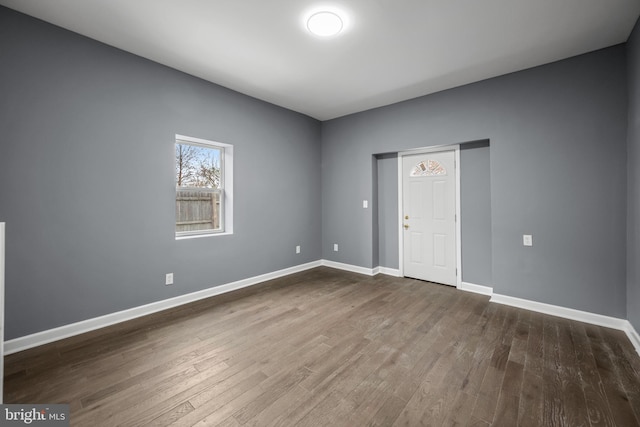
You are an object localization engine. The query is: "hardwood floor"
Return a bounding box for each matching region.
[4,267,640,426]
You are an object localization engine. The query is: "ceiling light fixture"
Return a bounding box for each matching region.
[306,11,344,37]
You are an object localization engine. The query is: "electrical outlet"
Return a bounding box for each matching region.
[334,243,339,252]
[523,235,533,247]
[296,245,301,254]
[363,200,368,208]
[165,273,174,285]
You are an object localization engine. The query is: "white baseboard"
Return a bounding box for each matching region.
[321,260,376,276]
[459,281,493,296]
[490,293,629,331]
[377,267,401,277]
[491,293,640,357]
[320,260,401,278]
[624,321,640,356]
[490,293,628,330]
[4,260,322,355]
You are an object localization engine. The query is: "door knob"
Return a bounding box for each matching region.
[404,224,409,229]
[404,215,409,220]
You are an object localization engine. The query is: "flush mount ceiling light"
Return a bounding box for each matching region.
[306,11,344,37]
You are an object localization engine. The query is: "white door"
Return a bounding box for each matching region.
[402,151,457,286]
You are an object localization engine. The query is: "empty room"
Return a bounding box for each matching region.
[1,0,640,426]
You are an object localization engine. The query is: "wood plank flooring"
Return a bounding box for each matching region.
[4,267,640,426]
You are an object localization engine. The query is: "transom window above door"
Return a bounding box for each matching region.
[409,159,447,177]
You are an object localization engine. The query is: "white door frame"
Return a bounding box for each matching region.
[398,145,462,288]
[0,222,5,404]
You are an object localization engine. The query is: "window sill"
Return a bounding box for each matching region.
[175,231,233,240]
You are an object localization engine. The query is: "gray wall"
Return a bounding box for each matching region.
[322,45,628,318]
[460,141,492,287]
[0,7,322,339]
[371,156,379,268]
[376,154,399,269]
[628,17,640,331]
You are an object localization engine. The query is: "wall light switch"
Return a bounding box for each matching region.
[523,235,533,247]
[363,200,368,208]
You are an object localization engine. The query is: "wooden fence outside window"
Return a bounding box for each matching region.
[175,190,220,232]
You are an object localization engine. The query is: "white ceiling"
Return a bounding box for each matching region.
[1,0,639,120]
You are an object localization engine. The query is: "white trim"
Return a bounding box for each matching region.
[176,230,233,240]
[491,293,640,356]
[223,142,234,234]
[4,260,321,355]
[459,281,493,296]
[397,145,461,285]
[397,155,404,277]
[490,293,628,330]
[0,223,5,404]
[321,260,401,277]
[624,321,640,356]
[399,143,460,155]
[378,267,401,277]
[454,148,462,287]
[321,259,376,276]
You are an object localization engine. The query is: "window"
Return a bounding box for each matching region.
[175,135,233,238]
[409,159,447,177]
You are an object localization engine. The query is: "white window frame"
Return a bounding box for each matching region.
[175,134,233,239]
